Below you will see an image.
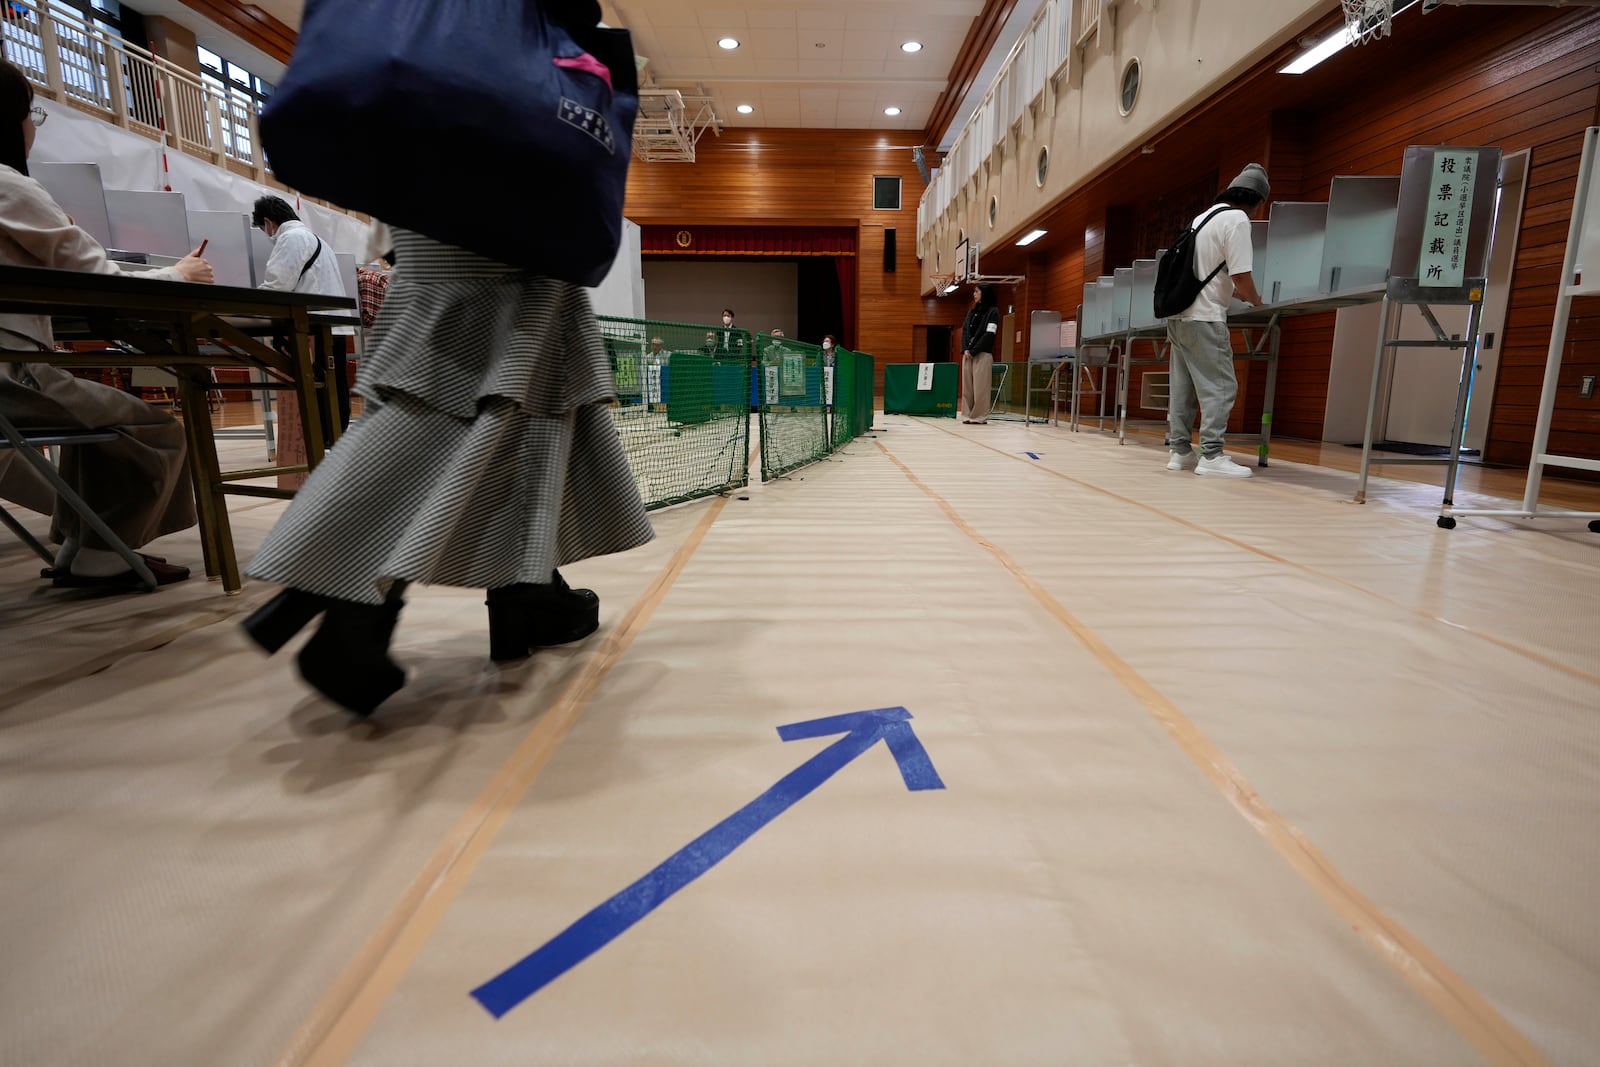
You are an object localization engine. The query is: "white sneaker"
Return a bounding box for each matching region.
[1195,453,1253,478]
[1166,450,1198,471]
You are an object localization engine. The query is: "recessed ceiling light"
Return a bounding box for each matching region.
[883,107,901,116]
[717,37,740,50]
[1016,229,1048,246]
[736,104,754,114]
[901,41,923,53]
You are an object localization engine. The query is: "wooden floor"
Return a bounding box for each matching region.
[2,412,1597,1067]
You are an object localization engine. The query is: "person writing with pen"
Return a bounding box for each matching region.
[0,58,213,589]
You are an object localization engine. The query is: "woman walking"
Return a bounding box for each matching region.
[242,230,654,715]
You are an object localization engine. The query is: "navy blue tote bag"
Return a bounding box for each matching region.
[261,0,637,287]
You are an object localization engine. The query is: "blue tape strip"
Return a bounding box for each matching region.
[470,707,943,1018]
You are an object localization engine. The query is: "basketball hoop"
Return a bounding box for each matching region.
[1341,0,1393,46]
[932,272,961,295]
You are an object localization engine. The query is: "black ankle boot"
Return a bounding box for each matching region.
[486,570,600,662]
[296,597,405,716]
[241,588,328,654]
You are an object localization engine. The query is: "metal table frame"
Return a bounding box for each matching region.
[0,264,355,592]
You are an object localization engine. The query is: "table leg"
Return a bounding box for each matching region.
[289,317,328,470]
[316,326,350,444]
[1117,343,1130,444]
[176,366,240,590]
[1256,322,1280,468]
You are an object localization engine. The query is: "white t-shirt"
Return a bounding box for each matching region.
[1173,206,1253,323]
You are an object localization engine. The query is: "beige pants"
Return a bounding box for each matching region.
[961,351,993,422]
[0,357,195,551]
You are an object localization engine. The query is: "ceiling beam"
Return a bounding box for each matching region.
[176,0,297,64]
[920,0,1021,150]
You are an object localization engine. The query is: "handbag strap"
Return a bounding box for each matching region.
[298,237,324,283]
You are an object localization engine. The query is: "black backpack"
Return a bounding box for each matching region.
[1152,206,1232,319]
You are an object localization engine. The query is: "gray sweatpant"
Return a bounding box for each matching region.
[1164,318,1237,459]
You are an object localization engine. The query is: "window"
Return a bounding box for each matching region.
[46,0,122,32]
[873,175,902,211]
[196,45,273,160]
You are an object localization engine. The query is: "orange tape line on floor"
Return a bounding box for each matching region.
[929,420,1600,690]
[875,437,1553,1067]
[275,495,729,1067]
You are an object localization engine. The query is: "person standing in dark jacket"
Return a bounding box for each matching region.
[960,284,1000,424]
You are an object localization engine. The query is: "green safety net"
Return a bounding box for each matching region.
[756,333,829,481]
[598,316,752,510]
[830,350,874,448]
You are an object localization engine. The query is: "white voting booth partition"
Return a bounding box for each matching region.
[31,162,115,250]
[1445,126,1600,532]
[1261,202,1328,306]
[1353,145,1500,522]
[104,189,193,259]
[185,211,256,290]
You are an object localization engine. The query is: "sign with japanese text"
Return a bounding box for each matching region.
[780,352,806,396]
[1417,151,1477,288]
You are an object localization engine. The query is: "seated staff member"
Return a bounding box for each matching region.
[0,59,213,589]
[252,195,345,296]
[255,195,352,429]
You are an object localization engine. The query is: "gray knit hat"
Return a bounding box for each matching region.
[1228,163,1270,201]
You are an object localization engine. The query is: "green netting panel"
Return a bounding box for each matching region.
[598,316,751,510]
[828,349,872,447]
[987,361,1031,420]
[853,352,875,439]
[756,333,829,481]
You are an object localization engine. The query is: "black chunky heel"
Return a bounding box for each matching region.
[241,588,328,654]
[486,570,600,662]
[296,598,406,716]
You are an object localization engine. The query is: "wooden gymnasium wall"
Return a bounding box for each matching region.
[624,130,970,397]
[1014,6,1600,465]
[1298,7,1600,469]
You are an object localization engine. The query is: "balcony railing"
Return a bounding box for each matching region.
[2,0,268,179]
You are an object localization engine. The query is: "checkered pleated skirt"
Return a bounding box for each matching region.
[246,231,654,604]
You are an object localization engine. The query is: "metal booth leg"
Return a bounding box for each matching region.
[1438,299,1485,519]
[1355,295,1396,505]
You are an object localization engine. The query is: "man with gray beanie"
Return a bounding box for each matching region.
[1164,162,1268,478]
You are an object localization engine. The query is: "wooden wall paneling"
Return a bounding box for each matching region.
[1294,8,1600,469]
[626,130,964,396]
[1007,6,1600,464]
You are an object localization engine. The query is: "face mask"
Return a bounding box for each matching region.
[722,317,732,326]
[822,342,832,350]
